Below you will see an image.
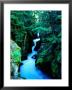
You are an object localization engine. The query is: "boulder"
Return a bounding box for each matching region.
[34,40,41,51]
[32,54,37,59]
[10,40,21,79]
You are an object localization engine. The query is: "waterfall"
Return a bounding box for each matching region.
[20,33,49,79]
[27,38,40,60]
[37,32,39,37]
[33,38,40,48]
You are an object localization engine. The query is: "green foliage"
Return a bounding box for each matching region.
[51,60,58,75]
[11,11,35,60]
[35,11,61,79]
[10,40,21,63]
[11,10,61,79]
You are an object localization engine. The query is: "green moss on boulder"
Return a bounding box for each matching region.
[10,40,21,79]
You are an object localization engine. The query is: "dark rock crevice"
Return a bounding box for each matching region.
[21,31,33,60]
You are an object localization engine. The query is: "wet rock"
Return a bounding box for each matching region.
[18,62,23,72]
[33,33,38,39]
[21,53,27,60]
[34,40,41,51]
[32,55,37,59]
[21,31,33,60]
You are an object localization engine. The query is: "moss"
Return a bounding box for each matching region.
[10,40,21,63]
[10,40,21,78]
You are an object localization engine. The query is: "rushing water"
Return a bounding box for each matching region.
[20,33,49,79]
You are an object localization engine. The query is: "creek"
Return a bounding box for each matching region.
[20,33,49,79]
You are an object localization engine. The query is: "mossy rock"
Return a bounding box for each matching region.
[10,40,21,63]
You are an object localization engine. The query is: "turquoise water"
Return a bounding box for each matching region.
[20,34,49,79]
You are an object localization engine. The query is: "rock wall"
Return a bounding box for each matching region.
[35,27,61,79]
[10,40,21,79]
[21,31,33,60]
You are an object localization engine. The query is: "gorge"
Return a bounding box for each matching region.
[11,11,61,79]
[20,33,50,79]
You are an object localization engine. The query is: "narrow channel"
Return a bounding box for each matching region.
[20,33,49,79]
